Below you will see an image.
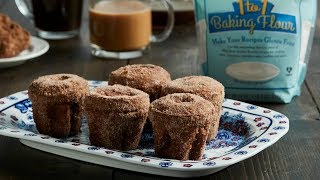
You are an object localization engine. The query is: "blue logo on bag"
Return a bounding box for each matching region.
[208,0,297,34]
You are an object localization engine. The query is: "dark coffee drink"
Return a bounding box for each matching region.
[32,0,83,32]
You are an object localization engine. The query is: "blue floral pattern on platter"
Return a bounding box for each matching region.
[0,81,289,171]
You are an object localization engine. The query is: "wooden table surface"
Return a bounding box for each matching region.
[0,1,319,179]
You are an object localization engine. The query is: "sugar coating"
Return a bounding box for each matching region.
[161,76,225,141]
[28,74,89,102]
[108,64,171,101]
[149,93,216,160]
[28,74,88,138]
[151,93,215,123]
[162,76,225,105]
[85,84,150,113]
[84,84,150,151]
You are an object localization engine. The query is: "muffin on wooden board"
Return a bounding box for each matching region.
[161,76,225,141]
[28,74,88,138]
[149,93,215,160]
[84,84,150,151]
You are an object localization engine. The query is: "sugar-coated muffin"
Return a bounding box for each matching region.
[161,76,224,141]
[149,93,215,161]
[28,74,88,138]
[109,64,171,132]
[108,64,171,101]
[84,84,150,151]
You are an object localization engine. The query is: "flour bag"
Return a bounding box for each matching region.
[194,0,317,103]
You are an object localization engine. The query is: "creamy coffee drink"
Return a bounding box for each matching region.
[89,0,152,51]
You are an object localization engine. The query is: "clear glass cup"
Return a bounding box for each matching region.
[89,0,175,59]
[15,0,83,40]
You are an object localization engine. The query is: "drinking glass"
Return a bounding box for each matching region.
[89,0,174,59]
[15,0,83,40]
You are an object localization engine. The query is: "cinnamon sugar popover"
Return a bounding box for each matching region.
[28,74,88,138]
[161,76,225,141]
[149,93,216,161]
[109,64,171,132]
[84,84,150,151]
[108,64,171,101]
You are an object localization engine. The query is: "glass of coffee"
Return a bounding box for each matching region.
[15,0,83,40]
[89,0,174,59]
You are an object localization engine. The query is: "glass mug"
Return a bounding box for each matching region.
[89,0,175,59]
[15,0,83,40]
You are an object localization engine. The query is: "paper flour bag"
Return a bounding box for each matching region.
[194,0,317,103]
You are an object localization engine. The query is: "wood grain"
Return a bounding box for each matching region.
[305,37,320,113]
[0,138,114,179]
[304,0,320,113]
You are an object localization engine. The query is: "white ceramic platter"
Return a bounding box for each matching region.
[0,81,289,177]
[0,36,49,68]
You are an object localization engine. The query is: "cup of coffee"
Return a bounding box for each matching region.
[15,0,83,40]
[89,0,174,59]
